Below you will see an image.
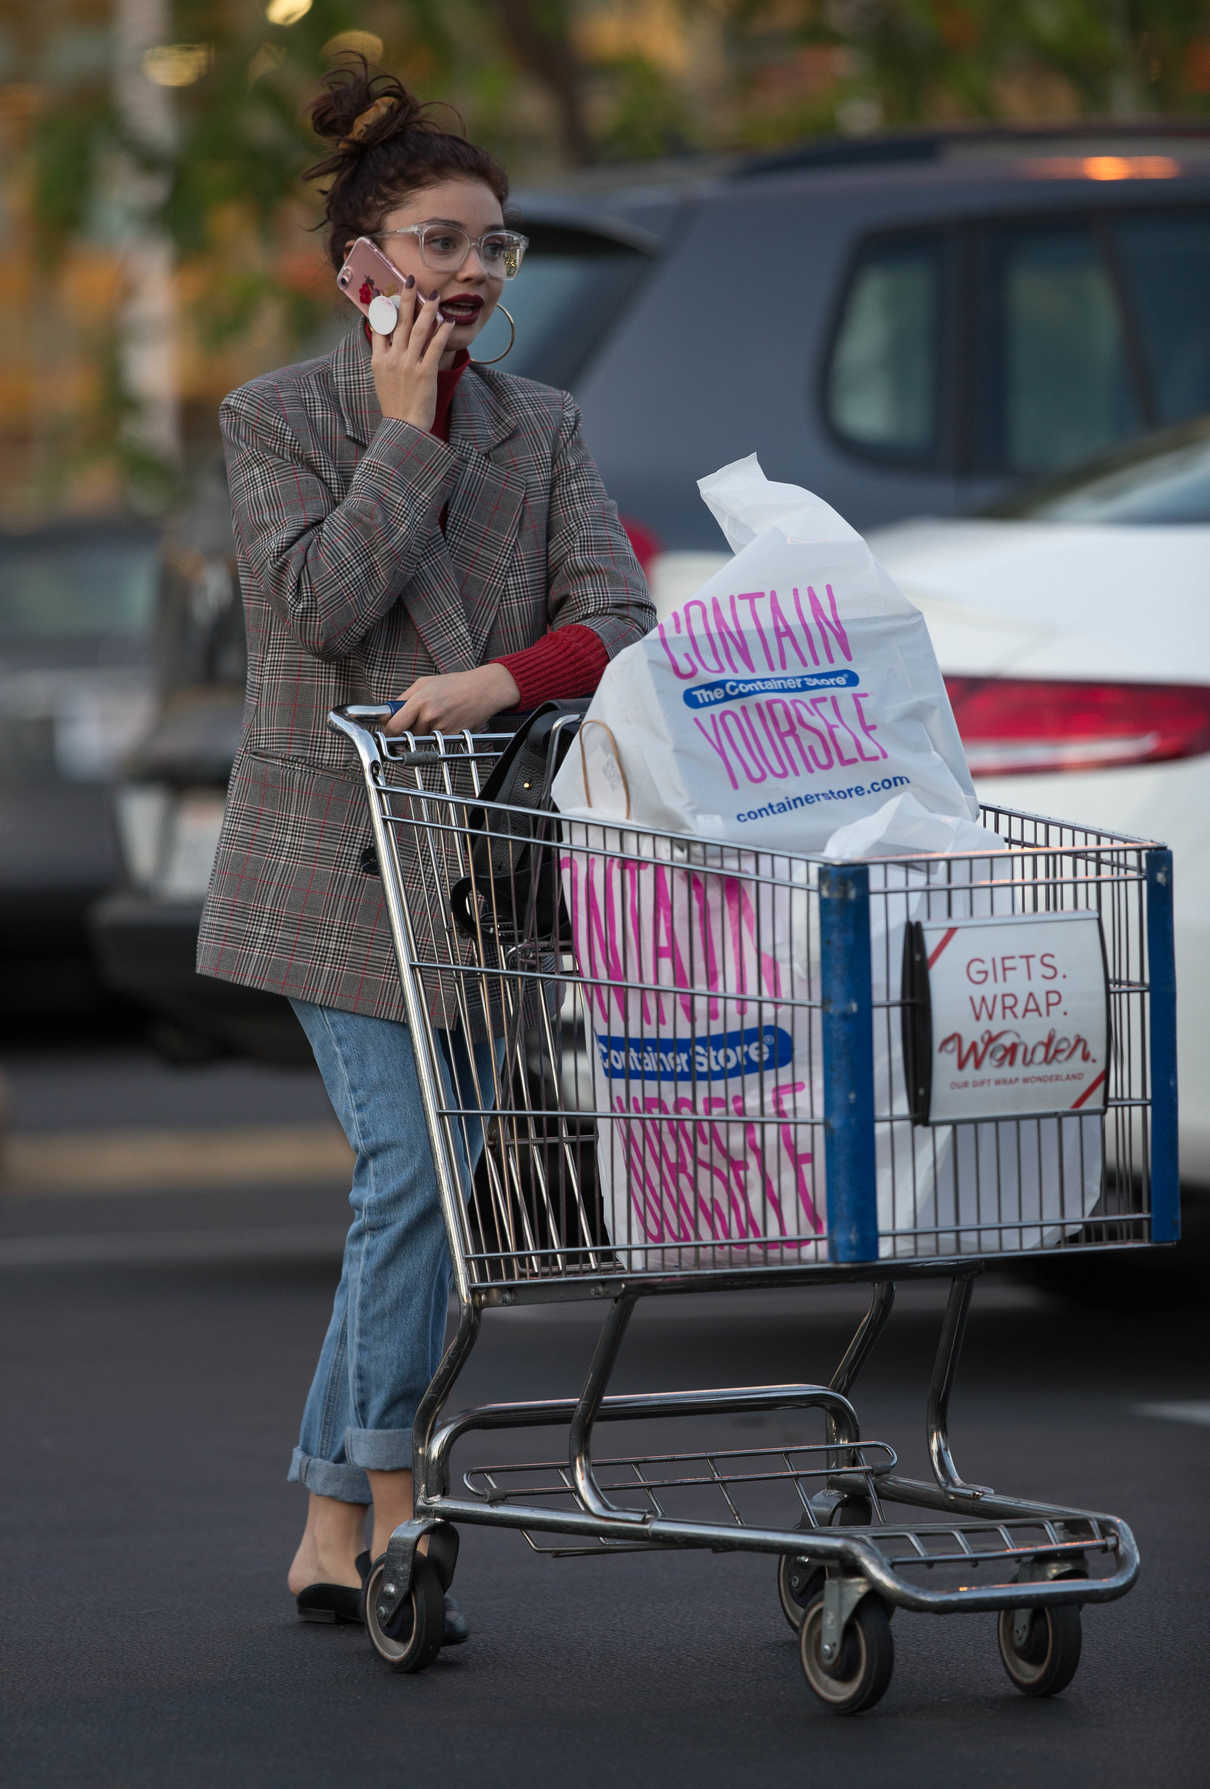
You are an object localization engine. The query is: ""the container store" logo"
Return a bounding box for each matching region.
[594,1024,794,1082]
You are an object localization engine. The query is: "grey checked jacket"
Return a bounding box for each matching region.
[196,322,654,1022]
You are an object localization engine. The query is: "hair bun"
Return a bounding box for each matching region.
[302,56,508,273]
[308,58,422,154]
[340,93,401,149]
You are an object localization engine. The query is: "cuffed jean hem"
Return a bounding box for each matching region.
[287,1446,371,1504]
[345,1426,414,1472]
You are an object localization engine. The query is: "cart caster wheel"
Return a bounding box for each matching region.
[778,1491,873,1631]
[807,1488,874,1529]
[996,1603,1082,1697]
[777,1554,826,1631]
[366,1554,445,1673]
[800,1591,893,1714]
[829,1494,873,1527]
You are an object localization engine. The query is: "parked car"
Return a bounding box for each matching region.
[867,415,1210,1193]
[0,517,160,1019]
[514,120,1210,543]
[92,125,1210,1112]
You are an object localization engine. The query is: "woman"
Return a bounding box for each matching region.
[197,62,654,1641]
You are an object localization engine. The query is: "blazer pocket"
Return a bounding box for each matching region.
[245,747,360,786]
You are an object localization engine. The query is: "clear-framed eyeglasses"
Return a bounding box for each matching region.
[375,222,529,280]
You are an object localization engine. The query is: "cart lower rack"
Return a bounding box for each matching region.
[328,705,1177,1713]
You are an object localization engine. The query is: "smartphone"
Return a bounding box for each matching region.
[336,236,409,328]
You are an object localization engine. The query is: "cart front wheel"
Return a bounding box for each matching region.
[366,1555,445,1673]
[996,1603,1082,1697]
[800,1591,893,1714]
[777,1555,825,1631]
[778,1495,871,1631]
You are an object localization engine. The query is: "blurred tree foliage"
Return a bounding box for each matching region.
[806,0,1210,127]
[17,0,1209,507]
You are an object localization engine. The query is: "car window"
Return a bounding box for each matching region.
[977,221,1141,476]
[987,424,1210,524]
[502,228,653,390]
[825,236,942,459]
[0,534,159,643]
[1113,208,1210,426]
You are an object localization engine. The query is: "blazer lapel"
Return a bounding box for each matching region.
[330,330,524,671]
[446,373,526,661]
[331,323,379,447]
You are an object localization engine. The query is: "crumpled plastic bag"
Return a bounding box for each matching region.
[553,458,1101,1265]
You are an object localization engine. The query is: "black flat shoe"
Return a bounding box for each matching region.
[295,1580,364,1624]
[295,1550,373,1625]
[442,1591,469,1647]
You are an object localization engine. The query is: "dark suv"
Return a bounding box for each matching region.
[90,123,1210,1060]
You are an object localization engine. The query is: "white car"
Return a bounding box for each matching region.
[649,416,1210,1188]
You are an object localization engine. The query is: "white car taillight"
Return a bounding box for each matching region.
[944,677,1210,776]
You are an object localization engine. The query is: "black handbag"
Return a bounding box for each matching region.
[448,699,588,941]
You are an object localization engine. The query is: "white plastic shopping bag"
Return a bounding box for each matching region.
[558,454,979,853]
[553,459,1102,1263]
[557,798,825,1267]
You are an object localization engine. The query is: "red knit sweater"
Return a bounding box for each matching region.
[431,351,610,708]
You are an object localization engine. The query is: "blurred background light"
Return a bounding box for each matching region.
[322,32,385,63]
[1086,154,1181,179]
[1027,155,1183,180]
[141,44,212,88]
[247,42,286,85]
[1088,155,1147,179]
[264,0,313,26]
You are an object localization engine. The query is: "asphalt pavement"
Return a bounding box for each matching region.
[2,1039,1208,1786]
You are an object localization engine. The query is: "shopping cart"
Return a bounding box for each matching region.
[328,704,1179,1713]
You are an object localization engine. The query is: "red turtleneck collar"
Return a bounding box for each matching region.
[431,349,471,442]
[360,322,470,441]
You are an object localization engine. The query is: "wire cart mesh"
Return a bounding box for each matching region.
[328,704,1179,1711]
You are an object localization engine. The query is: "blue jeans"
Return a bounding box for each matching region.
[287,999,499,1503]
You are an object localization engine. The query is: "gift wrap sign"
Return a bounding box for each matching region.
[903,911,1110,1125]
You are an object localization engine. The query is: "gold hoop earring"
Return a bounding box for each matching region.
[471,305,515,366]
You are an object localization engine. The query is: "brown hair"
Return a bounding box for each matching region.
[303,59,510,272]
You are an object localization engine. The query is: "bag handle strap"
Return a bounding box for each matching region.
[577,718,631,820]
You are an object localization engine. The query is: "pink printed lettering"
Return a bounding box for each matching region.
[810,695,860,767]
[733,592,773,665]
[719,708,765,783]
[649,864,696,1025]
[771,1081,822,1232]
[767,588,813,670]
[808,583,852,664]
[684,599,727,674]
[852,692,888,762]
[711,594,756,674]
[656,612,697,681]
[692,711,741,789]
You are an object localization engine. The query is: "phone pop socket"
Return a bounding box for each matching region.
[367,294,399,335]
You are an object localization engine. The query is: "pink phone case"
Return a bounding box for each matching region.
[335,236,408,319]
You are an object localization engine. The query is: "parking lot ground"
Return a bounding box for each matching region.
[2,1038,1207,1784]
[3,1253,1209,1784]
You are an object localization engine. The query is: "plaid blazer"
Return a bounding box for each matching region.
[196,322,654,1025]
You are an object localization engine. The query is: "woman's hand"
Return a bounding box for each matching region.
[370,284,456,432]
[385,664,521,735]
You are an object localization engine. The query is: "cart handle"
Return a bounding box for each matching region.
[329,702,577,739]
